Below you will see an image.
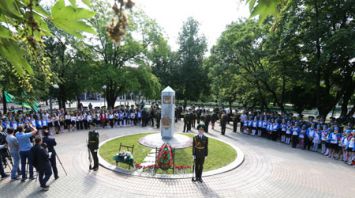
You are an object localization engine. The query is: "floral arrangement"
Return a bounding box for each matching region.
[156,143,174,171]
[113,151,134,167]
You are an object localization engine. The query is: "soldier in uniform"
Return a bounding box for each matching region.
[220,112,228,135]
[192,124,208,183]
[87,130,99,171]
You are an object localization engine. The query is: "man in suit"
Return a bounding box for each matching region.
[31,137,52,191]
[192,124,208,183]
[42,130,59,179]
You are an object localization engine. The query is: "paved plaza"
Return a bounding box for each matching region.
[0,122,354,198]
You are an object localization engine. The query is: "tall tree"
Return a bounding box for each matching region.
[176,17,208,107]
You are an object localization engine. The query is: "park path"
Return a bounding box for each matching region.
[0,122,354,198]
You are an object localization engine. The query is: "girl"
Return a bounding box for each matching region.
[285,121,292,145]
[291,123,300,148]
[321,125,329,155]
[347,130,354,165]
[312,125,321,152]
[298,125,307,149]
[281,119,287,143]
[328,127,341,159]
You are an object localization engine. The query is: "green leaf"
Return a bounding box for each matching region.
[51,0,96,38]
[82,0,92,7]
[0,0,22,19]
[0,39,33,76]
[0,25,13,39]
[33,4,50,18]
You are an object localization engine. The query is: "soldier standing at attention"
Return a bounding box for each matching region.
[192,124,208,183]
[220,111,228,135]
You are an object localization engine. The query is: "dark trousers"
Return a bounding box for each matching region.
[38,164,52,187]
[291,135,298,148]
[90,149,99,169]
[194,157,205,180]
[233,122,237,132]
[305,137,312,150]
[49,154,58,178]
[20,150,33,179]
[221,125,226,135]
[0,156,6,177]
[183,122,187,132]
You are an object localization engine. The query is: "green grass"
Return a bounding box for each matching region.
[99,133,237,173]
[99,133,153,169]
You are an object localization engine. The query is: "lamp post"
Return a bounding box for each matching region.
[50,84,59,114]
[102,85,107,108]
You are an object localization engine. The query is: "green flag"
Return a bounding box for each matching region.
[4,91,15,103]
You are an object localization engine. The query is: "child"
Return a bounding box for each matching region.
[281,119,287,143]
[291,123,300,148]
[298,125,307,149]
[347,130,355,165]
[312,125,321,152]
[285,121,292,145]
[321,125,329,155]
[340,132,348,162]
[328,127,341,159]
[306,124,315,151]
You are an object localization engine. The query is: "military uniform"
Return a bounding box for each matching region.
[88,131,99,171]
[192,128,208,182]
[220,113,228,135]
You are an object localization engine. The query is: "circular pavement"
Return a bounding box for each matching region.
[0,122,354,198]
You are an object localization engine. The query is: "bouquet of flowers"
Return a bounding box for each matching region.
[113,151,134,167]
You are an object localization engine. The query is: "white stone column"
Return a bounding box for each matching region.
[160,86,175,139]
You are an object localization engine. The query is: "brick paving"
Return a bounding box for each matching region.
[0,122,354,198]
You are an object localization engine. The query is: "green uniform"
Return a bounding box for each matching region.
[192,135,208,181]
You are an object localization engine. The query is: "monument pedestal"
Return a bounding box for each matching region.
[139,133,192,149]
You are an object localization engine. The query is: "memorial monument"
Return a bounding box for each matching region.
[139,86,192,149]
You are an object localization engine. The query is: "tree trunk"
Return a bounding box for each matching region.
[77,96,81,110]
[2,89,7,114]
[229,100,233,113]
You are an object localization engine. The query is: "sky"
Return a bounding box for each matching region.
[134,0,250,51]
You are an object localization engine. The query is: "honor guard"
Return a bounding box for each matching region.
[192,124,208,183]
[87,130,99,171]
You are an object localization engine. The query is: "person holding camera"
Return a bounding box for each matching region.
[0,140,9,179]
[42,130,58,179]
[31,136,52,191]
[5,128,20,180]
[16,124,37,182]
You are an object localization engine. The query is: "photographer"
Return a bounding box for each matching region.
[31,136,52,191]
[16,124,37,182]
[5,128,20,180]
[42,130,59,179]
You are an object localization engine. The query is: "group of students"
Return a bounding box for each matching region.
[239,111,355,166]
[0,105,163,135]
[0,123,58,191]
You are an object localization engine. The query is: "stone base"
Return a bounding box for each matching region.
[139,133,192,149]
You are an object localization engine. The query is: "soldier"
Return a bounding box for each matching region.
[220,112,228,135]
[192,124,208,183]
[87,130,99,171]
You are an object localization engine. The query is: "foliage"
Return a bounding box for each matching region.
[174,17,208,105]
[0,0,96,90]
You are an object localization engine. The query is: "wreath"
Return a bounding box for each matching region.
[157,143,174,171]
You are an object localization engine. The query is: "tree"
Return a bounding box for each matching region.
[0,0,96,91]
[90,1,161,109]
[175,17,208,107]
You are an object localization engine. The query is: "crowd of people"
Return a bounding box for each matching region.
[1,104,353,192]
[223,110,354,166]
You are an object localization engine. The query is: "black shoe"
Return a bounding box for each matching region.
[198,179,203,183]
[41,185,50,191]
[192,178,197,182]
[21,178,27,182]
[54,176,59,180]
[29,177,35,180]
[1,174,9,179]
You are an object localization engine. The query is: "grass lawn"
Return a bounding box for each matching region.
[99,133,237,173]
[99,133,153,169]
